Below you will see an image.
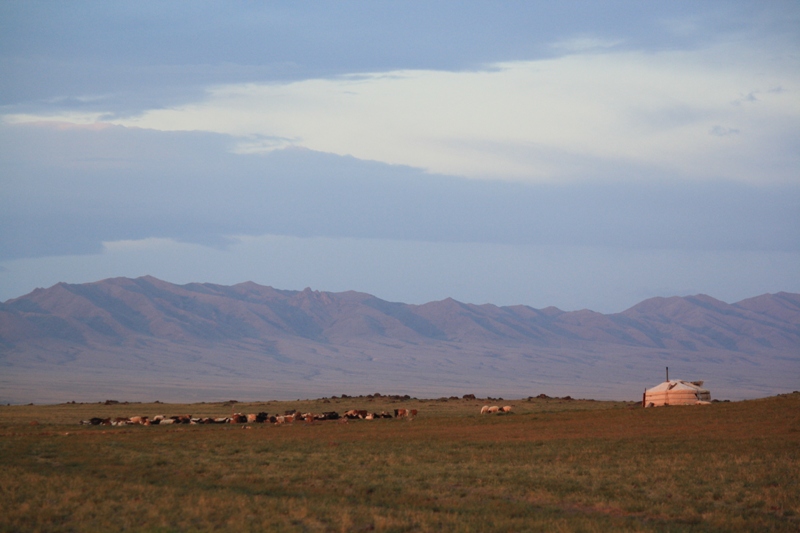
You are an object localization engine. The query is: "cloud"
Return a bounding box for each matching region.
[1,121,798,263]
[7,2,771,113]
[709,125,740,137]
[102,237,197,253]
[231,134,300,155]
[549,36,624,53]
[12,40,795,185]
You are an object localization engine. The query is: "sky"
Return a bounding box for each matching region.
[1,1,799,313]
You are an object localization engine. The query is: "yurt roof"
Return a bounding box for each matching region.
[646,380,709,394]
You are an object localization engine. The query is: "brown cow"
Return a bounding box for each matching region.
[285,412,301,422]
[230,413,248,424]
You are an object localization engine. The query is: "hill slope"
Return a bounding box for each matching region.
[1,277,798,403]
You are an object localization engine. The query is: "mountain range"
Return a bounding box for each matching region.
[1,276,798,403]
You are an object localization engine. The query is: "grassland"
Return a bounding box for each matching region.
[1,393,798,532]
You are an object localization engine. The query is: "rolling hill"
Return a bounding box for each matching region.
[1,276,798,403]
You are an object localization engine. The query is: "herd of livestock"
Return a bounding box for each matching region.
[79,405,513,426]
[79,408,419,426]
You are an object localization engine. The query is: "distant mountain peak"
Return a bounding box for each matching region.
[1,277,797,403]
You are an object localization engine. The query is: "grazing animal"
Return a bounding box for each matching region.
[230,413,248,424]
[487,406,500,414]
[480,405,490,414]
[394,409,408,418]
[246,414,257,423]
[410,409,418,417]
[500,406,512,413]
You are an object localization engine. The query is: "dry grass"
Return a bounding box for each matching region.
[1,393,798,531]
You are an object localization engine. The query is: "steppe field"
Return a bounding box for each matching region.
[1,393,798,532]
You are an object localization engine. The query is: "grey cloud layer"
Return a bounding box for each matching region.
[2,124,797,261]
[2,1,793,116]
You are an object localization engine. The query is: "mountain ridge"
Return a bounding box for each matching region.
[1,277,798,404]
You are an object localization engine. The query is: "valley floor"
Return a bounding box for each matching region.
[0,394,798,531]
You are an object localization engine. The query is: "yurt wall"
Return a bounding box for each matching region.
[644,380,710,407]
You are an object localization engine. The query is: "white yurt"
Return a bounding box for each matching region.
[644,380,711,407]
